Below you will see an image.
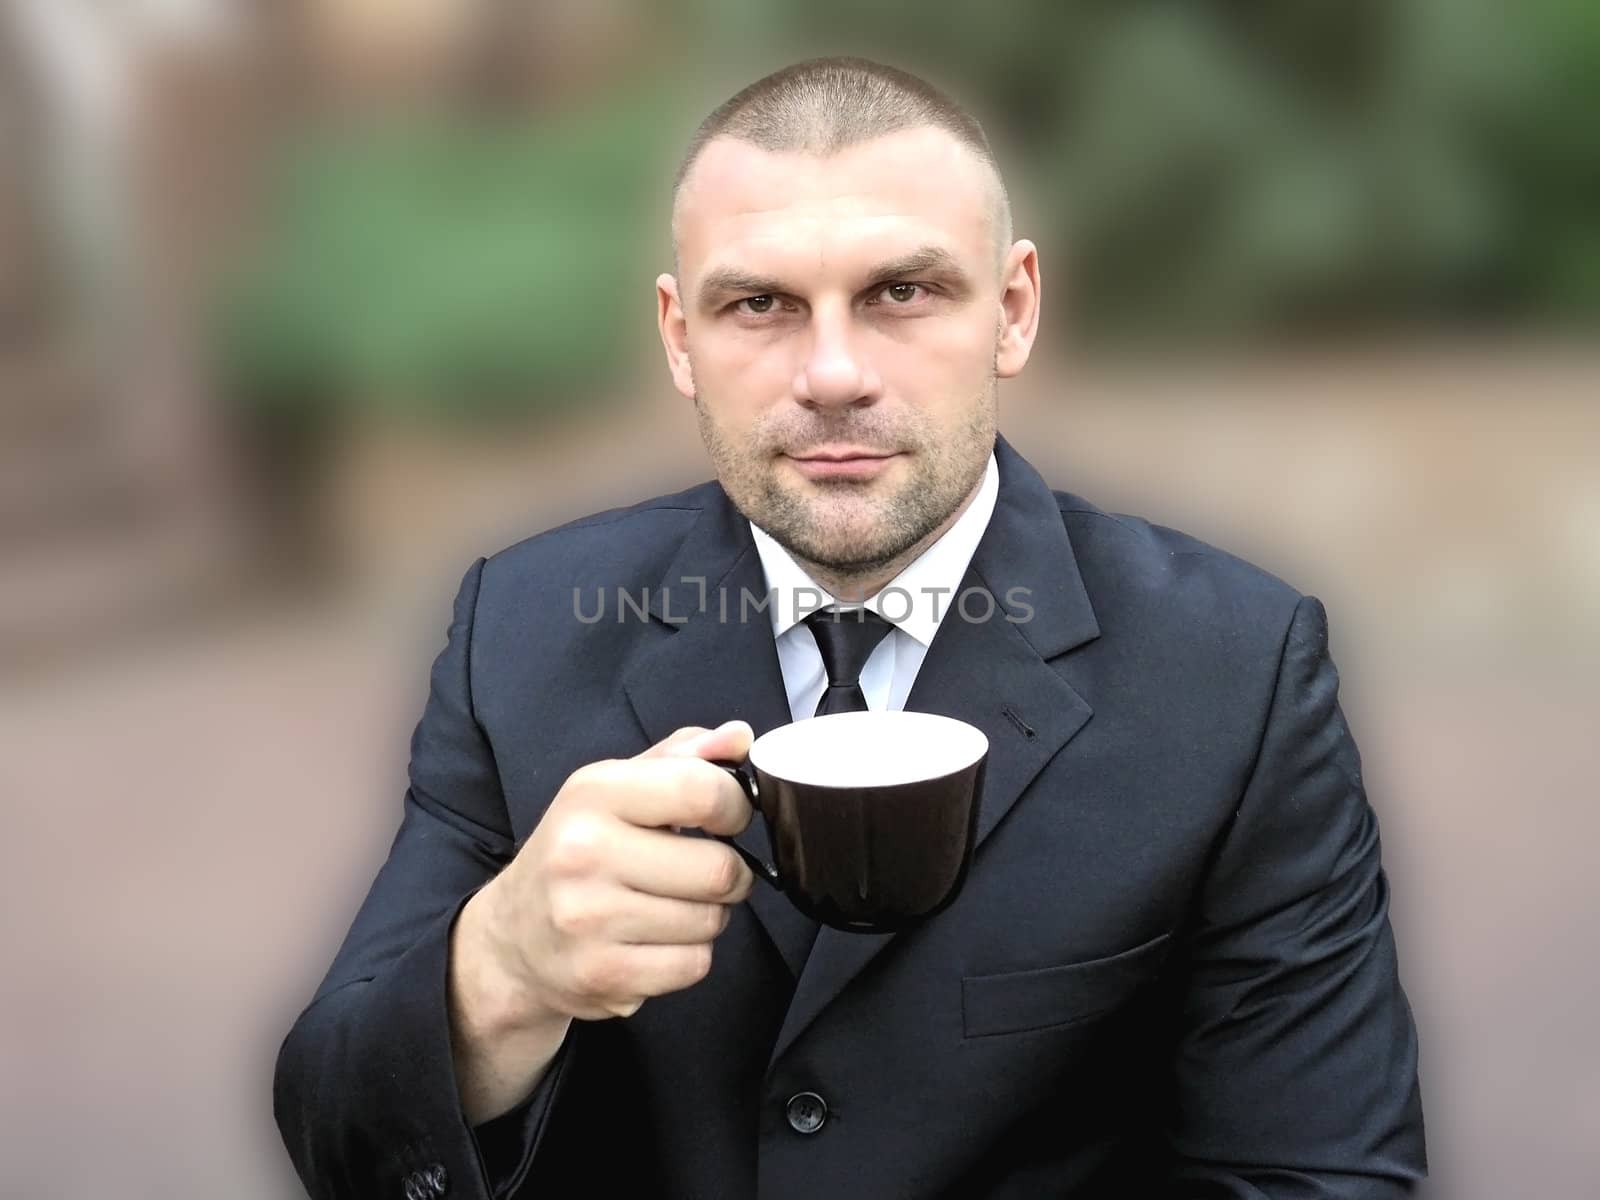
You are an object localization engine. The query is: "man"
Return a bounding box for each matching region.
[275,58,1426,1199]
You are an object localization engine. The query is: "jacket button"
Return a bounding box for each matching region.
[402,1173,426,1200]
[785,1091,828,1134]
[425,1163,449,1196]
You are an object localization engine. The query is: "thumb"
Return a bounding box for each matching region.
[674,719,754,763]
[634,725,711,759]
[635,720,754,763]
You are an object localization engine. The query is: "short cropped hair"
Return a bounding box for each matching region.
[672,57,1013,257]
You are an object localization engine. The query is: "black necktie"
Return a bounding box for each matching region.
[776,608,895,971]
[804,608,895,717]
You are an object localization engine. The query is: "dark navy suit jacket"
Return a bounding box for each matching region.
[275,436,1426,1198]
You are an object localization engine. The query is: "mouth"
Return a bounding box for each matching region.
[783,447,903,481]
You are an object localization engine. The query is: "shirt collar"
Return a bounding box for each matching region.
[748,450,1000,647]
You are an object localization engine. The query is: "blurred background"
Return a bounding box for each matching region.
[2,1,1597,1196]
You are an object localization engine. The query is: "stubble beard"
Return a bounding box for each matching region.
[693,377,998,590]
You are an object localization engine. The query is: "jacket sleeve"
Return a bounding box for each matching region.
[273,557,570,1199]
[1164,595,1428,1197]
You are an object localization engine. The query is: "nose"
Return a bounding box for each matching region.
[792,303,882,409]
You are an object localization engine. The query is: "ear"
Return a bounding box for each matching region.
[994,240,1041,379]
[656,273,695,399]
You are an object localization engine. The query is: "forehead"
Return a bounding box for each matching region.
[674,126,999,283]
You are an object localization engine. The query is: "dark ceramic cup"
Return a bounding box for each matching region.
[714,710,988,934]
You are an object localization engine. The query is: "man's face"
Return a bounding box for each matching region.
[658,125,1040,582]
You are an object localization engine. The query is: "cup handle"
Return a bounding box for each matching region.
[709,760,783,891]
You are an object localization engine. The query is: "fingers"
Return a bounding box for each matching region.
[633,725,713,759]
[634,719,754,765]
[552,884,732,945]
[572,942,717,1018]
[489,723,763,1026]
[594,720,755,836]
[582,756,753,837]
[607,824,755,904]
[685,719,754,764]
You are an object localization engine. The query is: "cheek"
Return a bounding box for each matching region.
[689,332,780,437]
[689,321,795,388]
[878,317,996,391]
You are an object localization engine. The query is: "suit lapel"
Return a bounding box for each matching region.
[620,495,819,978]
[768,437,1100,1065]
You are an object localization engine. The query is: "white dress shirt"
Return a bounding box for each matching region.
[749,452,1000,722]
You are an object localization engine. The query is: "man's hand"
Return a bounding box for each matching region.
[447,720,756,1123]
[479,719,756,1020]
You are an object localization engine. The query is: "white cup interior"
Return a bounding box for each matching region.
[749,710,988,788]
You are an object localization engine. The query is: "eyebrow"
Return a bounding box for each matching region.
[696,268,790,309]
[694,244,974,310]
[864,247,971,290]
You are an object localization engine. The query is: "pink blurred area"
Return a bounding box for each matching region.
[3,4,1599,1198]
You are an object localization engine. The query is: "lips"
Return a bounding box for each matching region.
[786,447,897,463]
[783,448,902,481]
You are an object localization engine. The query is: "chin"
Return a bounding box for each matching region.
[796,512,904,566]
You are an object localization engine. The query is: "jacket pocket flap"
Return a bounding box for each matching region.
[962,930,1173,1038]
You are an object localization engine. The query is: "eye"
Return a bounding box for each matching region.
[872,282,926,305]
[737,295,777,315]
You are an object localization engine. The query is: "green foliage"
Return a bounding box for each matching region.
[219,95,675,423]
[220,1,1600,423]
[764,0,1600,340]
